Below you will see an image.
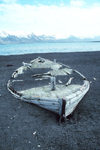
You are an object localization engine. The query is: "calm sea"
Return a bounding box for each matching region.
[0,42,100,55]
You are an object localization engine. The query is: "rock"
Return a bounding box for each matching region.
[93,77,96,80]
[37,145,40,148]
[6,64,13,67]
[28,141,31,144]
[33,131,36,135]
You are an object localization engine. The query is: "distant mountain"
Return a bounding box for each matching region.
[0,32,100,44]
[0,33,57,44]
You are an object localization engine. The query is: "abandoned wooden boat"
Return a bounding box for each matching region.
[7,57,90,121]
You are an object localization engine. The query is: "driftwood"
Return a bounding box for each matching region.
[6,64,13,67]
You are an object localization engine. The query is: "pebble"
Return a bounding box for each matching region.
[37,145,40,148]
[18,105,21,109]
[10,116,15,120]
[28,141,31,144]
[93,77,96,80]
[33,131,36,135]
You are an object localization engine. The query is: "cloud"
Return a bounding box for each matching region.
[70,0,85,7]
[1,0,17,3]
[0,3,100,38]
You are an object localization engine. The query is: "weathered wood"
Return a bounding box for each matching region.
[50,76,56,91]
[7,57,90,121]
[59,99,66,122]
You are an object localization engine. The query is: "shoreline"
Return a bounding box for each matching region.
[0,50,100,57]
[0,51,100,150]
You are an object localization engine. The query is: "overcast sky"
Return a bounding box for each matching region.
[0,0,100,38]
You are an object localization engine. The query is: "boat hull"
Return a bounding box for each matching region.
[7,57,90,120]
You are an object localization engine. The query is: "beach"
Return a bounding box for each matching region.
[0,51,100,150]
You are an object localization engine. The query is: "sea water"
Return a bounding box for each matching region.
[0,42,100,55]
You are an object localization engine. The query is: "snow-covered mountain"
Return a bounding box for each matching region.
[0,33,57,44]
[0,32,100,44]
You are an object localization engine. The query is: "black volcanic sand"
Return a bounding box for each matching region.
[0,52,100,150]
